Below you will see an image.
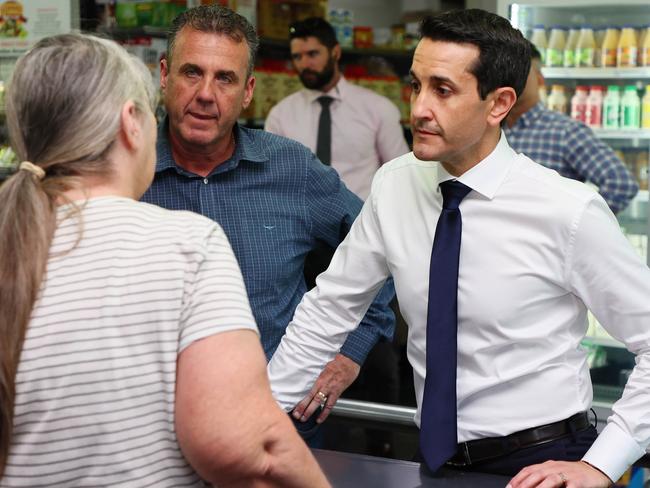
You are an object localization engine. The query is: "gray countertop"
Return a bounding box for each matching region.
[313,449,511,487]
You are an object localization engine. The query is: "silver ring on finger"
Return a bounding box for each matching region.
[558,472,567,487]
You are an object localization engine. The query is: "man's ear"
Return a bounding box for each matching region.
[120,100,141,151]
[160,56,169,91]
[332,44,341,63]
[487,87,517,127]
[242,75,256,109]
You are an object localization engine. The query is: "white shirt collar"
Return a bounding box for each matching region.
[436,131,517,201]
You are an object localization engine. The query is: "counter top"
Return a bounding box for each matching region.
[313,449,511,487]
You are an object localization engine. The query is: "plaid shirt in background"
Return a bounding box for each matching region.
[504,103,638,214]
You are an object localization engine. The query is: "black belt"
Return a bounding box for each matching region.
[447,411,591,467]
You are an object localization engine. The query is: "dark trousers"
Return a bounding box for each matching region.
[418,425,598,477]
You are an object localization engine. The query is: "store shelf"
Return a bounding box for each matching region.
[542,67,650,79]
[593,129,650,140]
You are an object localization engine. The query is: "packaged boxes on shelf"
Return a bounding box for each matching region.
[328,8,353,48]
[114,0,255,29]
[348,74,410,124]
[115,0,186,28]
[251,66,302,120]
[353,26,372,49]
[258,0,326,40]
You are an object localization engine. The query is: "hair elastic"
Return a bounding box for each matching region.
[19,161,45,181]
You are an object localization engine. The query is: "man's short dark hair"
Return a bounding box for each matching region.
[419,9,531,100]
[528,41,542,61]
[289,17,338,49]
[167,5,259,77]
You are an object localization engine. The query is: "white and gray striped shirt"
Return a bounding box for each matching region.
[2,197,257,487]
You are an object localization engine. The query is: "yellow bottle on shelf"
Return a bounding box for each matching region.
[546,26,566,67]
[617,25,638,67]
[641,26,650,67]
[601,27,620,68]
[564,28,580,67]
[642,85,650,129]
[547,84,567,114]
[638,25,649,66]
[531,24,548,65]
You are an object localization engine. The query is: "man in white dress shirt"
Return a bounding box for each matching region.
[264,17,409,201]
[268,9,650,488]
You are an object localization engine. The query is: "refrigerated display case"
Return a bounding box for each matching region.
[497,0,650,427]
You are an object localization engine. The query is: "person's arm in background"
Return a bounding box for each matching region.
[174,224,329,487]
[374,97,410,166]
[564,122,638,214]
[301,154,395,422]
[176,330,330,487]
[269,162,392,418]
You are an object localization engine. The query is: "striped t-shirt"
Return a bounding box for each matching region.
[2,197,257,487]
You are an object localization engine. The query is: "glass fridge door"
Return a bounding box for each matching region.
[498,0,650,428]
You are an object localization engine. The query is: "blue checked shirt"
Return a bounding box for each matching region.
[142,120,395,363]
[504,103,638,214]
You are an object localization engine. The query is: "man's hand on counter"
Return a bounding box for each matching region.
[292,353,361,424]
[506,460,612,488]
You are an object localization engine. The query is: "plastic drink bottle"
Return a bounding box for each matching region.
[564,28,579,67]
[531,25,548,64]
[570,86,589,123]
[603,85,621,129]
[576,25,596,68]
[601,27,620,67]
[638,26,649,66]
[547,84,567,114]
[546,26,566,67]
[586,85,604,128]
[642,85,650,129]
[621,85,641,129]
[639,26,650,66]
[594,27,606,67]
[617,26,638,67]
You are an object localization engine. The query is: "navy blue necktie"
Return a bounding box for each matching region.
[316,96,333,165]
[420,179,472,472]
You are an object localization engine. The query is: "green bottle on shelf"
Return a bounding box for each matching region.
[602,85,621,130]
[621,85,640,130]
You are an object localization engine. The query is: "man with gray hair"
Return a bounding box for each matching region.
[141,4,396,433]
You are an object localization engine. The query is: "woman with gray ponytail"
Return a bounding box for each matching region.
[0,34,328,487]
